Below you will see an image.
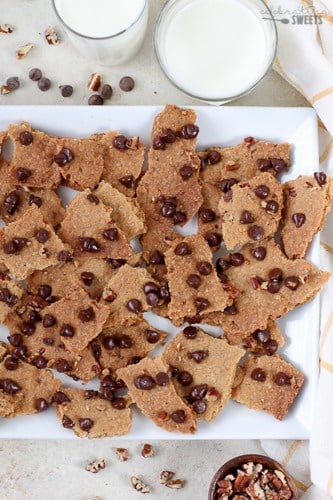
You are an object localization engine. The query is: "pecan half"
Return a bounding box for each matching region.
[45,26,60,45]
[16,43,33,60]
[85,459,106,473]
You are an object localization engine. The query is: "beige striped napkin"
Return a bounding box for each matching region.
[261,1,333,498]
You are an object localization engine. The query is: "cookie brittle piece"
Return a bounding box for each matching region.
[53,387,132,438]
[7,122,61,189]
[0,353,60,417]
[232,354,304,420]
[101,264,162,325]
[218,172,283,250]
[281,173,333,259]
[0,274,23,322]
[94,181,146,241]
[227,319,285,356]
[117,357,197,434]
[163,328,243,421]
[92,319,168,372]
[93,131,145,197]
[165,234,233,326]
[0,206,68,280]
[59,189,133,261]
[198,139,291,248]
[208,239,330,337]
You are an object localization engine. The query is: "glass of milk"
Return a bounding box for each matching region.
[53,0,148,66]
[154,0,277,104]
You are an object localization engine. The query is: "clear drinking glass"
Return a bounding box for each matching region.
[154,0,277,104]
[52,0,149,66]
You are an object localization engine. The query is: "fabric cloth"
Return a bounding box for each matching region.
[260,1,333,498]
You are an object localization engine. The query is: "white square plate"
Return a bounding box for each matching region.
[0,106,322,439]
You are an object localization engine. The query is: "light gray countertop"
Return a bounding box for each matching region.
[0,1,310,499]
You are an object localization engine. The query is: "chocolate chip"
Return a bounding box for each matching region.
[43,337,54,346]
[200,209,216,223]
[57,250,73,262]
[186,274,201,289]
[248,225,264,241]
[53,391,71,404]
[206,150,221,165]
[62,415,74,428]
[84,390,99,400]
[126,299,142,314]
[145,292,159,307]
[38,77,51,91]
[159,284,170,301]
[4,356,19,371]
[196,261,212,276]
[88,94,103,105]
[43,314,56,328]
[170,410,186,423]
[204,232,222,247]
[19,131,33,146]
[285,276,300,290]
[53,152,68,167]
[143,282,159,295]
[38,284,52,299]
[189,384,208,401]
[256,158,271,172]
[145,330,160,343]
[4,191,19,215]
[54,359,73,373]
[254,184,270,199]
[179,165,194,180]
[35,229,50,243]
[254,329,270,343]
[99,84,113,99]
[79,237,100,253]
[19,321,35,335]
[229,252,244,267]
[0,379,21,394]
[270,158,287,174]
[35,398,49,412]
[188,350,208,363]
[6,76,20,90]
[80,271,95,286]
[119,335,133,348]
[179,124,199,139]
[28,310,42,323]
[3,240,17,255]
[251,246,266,261]
[174,242,191,256]
[183,326,197,339]
[223,304,238,315]
[103,228,118,241]
[177,371,193,386]
[113,135,127,150]
[268,268,283,282]
[59,85,73,97]
[78,307,95,322]
[7,333,22,347]
[152,136,166,150]
[29,194,42,207]
[170,366,179,377]
[112,397,126,409]
[79,418,94,431]
[292,212,306,228]
[314,171,327,187]
[192,400,206,414]
[12,346,28,361]
[194,297,210,313]
[119,76,135,92]
[274,372,291,386]
[87,193,99,204]
[251,368,266,382]
[134,375,155,390]
[155,372,170,386]
[33,355,47,369]
[161,128,177,143]
[216,258,229,274]
[240,210,254,224]
[173,211,187,225]
[16,167,31,182]
[102,336,116,350]
[60,324,75,337]
[149,250,165,265]
[264,339,278,355]
[216,178,238,193]
[0,288,17,307]
[29,68,42,81]
[161,197,177,218]
[119,175,135,189]
[266,200,279,215]
[107,258,126,268]
[267,281,281,293]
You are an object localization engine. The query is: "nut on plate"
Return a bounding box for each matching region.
[85,459,106,473]
[88,73,101,92]
[131,476,150,494]
[16,43,33,60]
[115,448,130,462]
[165,479,185,489]
[141,443,154,458]
[159,470,175,484]
[45,26,61,45]
[0,24,13,34]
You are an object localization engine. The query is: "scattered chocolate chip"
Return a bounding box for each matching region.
[43,337,54,346]
[265,199,279,214]
[292,212,306,228]
[57,250,72,262]
[43,314,56,328]
[248,225,264,241]
[192,399,206,414]
[177,371,193,386]
[113,135,127,150]
[229,252,244,267]
[186,274,201,289]
[270,158,287,174]
[102,336,116,350]
[4,356,19,371]
[29,68,42,81]
[145,330,160,343]
[267,281,281,293]
[251,368,266,382]
[119,175,135,189]
[35,229,50,243]
[173,211,187,225]
[179,165,194,180]
[59,84,73,97]
[170,409,186,423]
[84,390,99,400]
[134,375,155,390]
[119,335,133,348]
[149,250,165,265]
[254,184,270,199]
[206,150,221,165]
[196,261,212,275]
[19,321,35,335]
[194,297,210,312]
[7,333,22,347]
[86,193,99,205]
[183,326,197,339]
[119,76,135,92]
[79,418,94,431]
[223,304,238,315]
[35,398,49,412]
[200,208,216,223]
[126,299,142,314]
[216,178,238,194]
[79,237,100,253]
[159,283,170,301]
[314,171,327,187]
[80,271,95,286]
[145,292,159,306]
[161,197,177,218]
[4,191,20,215]
[99,84,113,99]
[161,128,177,143]
[204,232,222,247]
[0,379,21,394]
[103,228,118,241]
[27,310,42,323]
[60,324,75,337]
[284,276,300,290]
[264,339,278,355]
[53,391,71,404]
[29,194,42,208]
[174,242,192,256]
[274,372,291,386]
[251,246,267,261]
[12,346,28,361]
[19,131,33,146]
[188,350,208,363]
[107,258,126,268]
[62,415,74,428]
[32,355,47,369]
[38,284,52,299]
[54,359,73,373]
[189,384,208,401]
[179,124,199,139]
[112,397,126,409]
[78,307,95,322]
[38,77,51,91]
[152,136,166,150]
[88,94,103,105]
[155,372,169,386]
[16,167,31,182]
[240,210,254,224]
[268,268,283,282]
[254,329,270,343]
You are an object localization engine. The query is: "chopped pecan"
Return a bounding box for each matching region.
[85,459,106,473]
[45,26,60,45]
[16,43,33,60]
[1,85,10,95]
[234,472,251,492]
[216,479,232,495]
[165,479,185,489]
[115,448,129,462]
[126,136,140,150]
[88,73,101,91]
[141,443,154,458]
[131,476,150,494]
[0,24,13,34]
[206,387,221,401]
[159,471,174,484]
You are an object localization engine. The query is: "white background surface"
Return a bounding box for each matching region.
[0,1,317,499]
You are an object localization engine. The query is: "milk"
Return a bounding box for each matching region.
[156,0,274,101]
[54,0,148,65]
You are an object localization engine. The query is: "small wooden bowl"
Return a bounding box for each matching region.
[208,454,299,499]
